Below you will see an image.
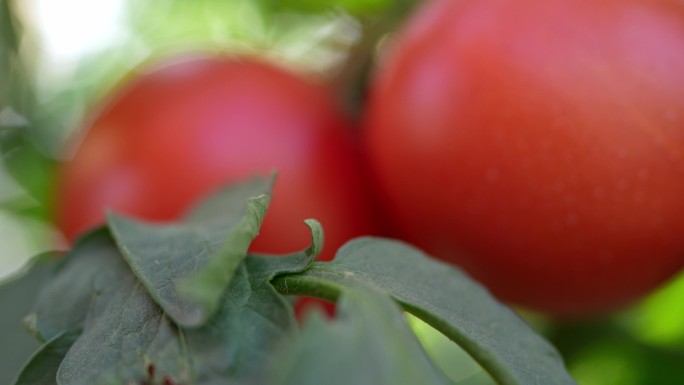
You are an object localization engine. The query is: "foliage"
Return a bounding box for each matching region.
[2,178,576,385]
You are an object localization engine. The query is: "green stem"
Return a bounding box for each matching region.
[272,272,509,385]
[271,273,341,304]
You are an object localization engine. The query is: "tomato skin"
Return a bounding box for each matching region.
[57,56,374,261]
[366,0,684,316]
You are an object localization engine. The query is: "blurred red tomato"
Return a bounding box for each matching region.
[365,0,684,316]
[56,55,374,262]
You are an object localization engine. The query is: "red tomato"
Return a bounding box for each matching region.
[365,0,684,317]
[56,55,374,262]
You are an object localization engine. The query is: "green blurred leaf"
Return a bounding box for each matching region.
[407,314,496,385]
[0,128,56,219]
[0,254,61,385]
[107,176,272,327]
[13,330,80,385]
[0,0,20,108]
[550,322,684,385]
[278,0,393,15]
[272,237,577,385]
[125,0,273,62]
[0,0,57,219]
[620,272,684,349]
[268,286,452,385]
[0,0,19,54]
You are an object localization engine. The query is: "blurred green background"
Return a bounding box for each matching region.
[1,0,683,384]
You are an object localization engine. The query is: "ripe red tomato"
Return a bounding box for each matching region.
[365,0,684,317]
[56,55,374,262]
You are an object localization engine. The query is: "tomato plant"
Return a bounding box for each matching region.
[365,0,684,316]
[56,56,374,261]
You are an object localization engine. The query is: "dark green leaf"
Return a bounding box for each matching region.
[268,286,452,385]
[185,219,322,384]
[0,254,60,385]
[272,237,577,385]
[54,232,190,385]
[48,217,320,384]
[34,229,117,341]
[13,330,80,385]
[107,176,272,328]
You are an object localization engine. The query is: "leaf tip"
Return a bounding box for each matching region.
[303,219,324,259]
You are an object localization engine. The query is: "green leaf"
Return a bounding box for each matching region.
[33,229,117,341]
[34,218,320,384]
[107,176,272,328]
[0,254,60,385]
[185,219,322,383]
[13,330,80,385]
[54,232,190,385]
[267,286,453,385]
[60,233,319,385]
[0,131,56,219]
[272,237,577,385]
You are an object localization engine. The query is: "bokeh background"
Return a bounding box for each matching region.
[1,0,683,384]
